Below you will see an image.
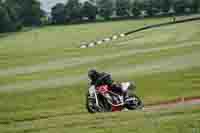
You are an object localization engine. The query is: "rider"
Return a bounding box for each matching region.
[88,69,141,110]
[88,69,123,95]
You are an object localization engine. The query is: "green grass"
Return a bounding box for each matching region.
[1,104,200,133]
[0,16,200,133]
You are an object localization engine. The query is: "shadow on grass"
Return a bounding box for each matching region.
[0,27,38,39]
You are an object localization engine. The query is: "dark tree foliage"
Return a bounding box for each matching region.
[132,0,142,17]
[20,0,42,26]
[51,3,66,24]
[6,0,42,26]
[1,0,200,33]
[161,0,172,13]
[116,0,131,17]
[173,0,187,14]
[65,0,82,22]
[191,0,200,13]
[5,0,21,22]
[0,0,22,33]
[97,0,114,20]
[144,0,160,16]
[0,4,11,32]
[82,1,97,21]
[0,0,43,33]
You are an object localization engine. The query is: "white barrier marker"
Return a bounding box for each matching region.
[80,32,128,48]
[88,43,95,47]
[112,35,118,40]
[80,45,87,48]
[104,38,111,42]
[97,41,103,45]
[120,33,125,37]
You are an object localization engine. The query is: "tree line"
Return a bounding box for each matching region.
[51,0,200,24]
[0,0,200,33]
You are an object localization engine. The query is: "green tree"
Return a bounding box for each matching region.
[191,0,200,13]
[132,0,141,17]
[145,0,159,16]
[0,4,11,32]
[0,0,22,33]
[5,0,22,28]
[23,0,42,26]
[116,0,131,17]
[65,0,82,22]
[97,0,114,20]
[173,0,187,14]
[156,0,172,13]
[82,0,97,21]
[162,0,171,13]
[9,0,42,26]
[51,3,66,24]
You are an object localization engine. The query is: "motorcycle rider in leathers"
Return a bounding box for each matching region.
[88,69,128,101]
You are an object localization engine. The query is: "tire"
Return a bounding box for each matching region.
[86,92,112,113]
[86,92,99,113]
[125,95,143,110]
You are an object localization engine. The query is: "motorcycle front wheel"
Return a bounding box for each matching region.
[125,95,144,110]
[86,92,112,113]
[86,92,99,113]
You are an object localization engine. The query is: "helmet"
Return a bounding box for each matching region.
[88,69,99,80]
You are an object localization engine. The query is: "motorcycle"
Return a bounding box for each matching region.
[86,82,143,113]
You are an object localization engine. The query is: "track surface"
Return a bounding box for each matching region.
[1,16,200,133]
[0,96,199,125]
[144,96,200,111]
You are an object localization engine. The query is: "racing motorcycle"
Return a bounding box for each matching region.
[86,82,143,113]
